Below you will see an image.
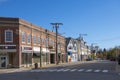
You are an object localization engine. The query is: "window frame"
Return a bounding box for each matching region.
[5,30,13,42]
[27,33,31,44]
[38,36,40,45]
[22,32,26,43]
[33,35,37,45]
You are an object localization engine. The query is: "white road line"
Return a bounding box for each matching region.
[57,69,64,72]
[49,69,57,72]
[70,69,77,72]
[94,70,100,72]
[86,69,92,72]
[102,70,108,73]
[78,69,84,72]
[63,69,70,72]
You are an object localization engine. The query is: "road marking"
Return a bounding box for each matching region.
[78,69,84,72]
[49,69,57,72]
[86,69,92,72]
[29,69,109,73]
[57,69,64,72]
[94,70,100,72]
[70,69,77,72]
[63,69,70,72]
[102,70,108,73]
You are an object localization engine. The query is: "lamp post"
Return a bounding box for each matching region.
[79,34,87,61]
[50,23,63,65]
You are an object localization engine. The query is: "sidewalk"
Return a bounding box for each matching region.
[0,60,97,74]
[116,64,120,72]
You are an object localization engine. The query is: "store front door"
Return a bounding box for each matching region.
[0,56,7,68]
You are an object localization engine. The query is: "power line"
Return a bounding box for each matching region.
[91,36,120,43]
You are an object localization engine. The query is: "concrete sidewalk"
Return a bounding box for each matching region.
[116,64,120,72]
[0,60,98,74]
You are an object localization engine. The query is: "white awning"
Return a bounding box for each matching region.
[33,47,50,53]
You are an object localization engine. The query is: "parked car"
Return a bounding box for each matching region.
[86,58,92,61]
[110,58,116,61]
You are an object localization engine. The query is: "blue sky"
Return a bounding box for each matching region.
[0,0,120,49]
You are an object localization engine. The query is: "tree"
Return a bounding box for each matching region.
[103,48,107,59]
[107,48,116,60]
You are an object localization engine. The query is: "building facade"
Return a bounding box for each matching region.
[66,37,91,62]
[0,17,66,68]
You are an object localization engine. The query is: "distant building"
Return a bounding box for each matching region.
[66,37,78,62]
[66,37,91,62]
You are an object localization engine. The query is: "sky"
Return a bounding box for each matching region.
[0,0,120,49]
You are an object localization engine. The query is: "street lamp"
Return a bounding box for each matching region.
[50,23,63,65]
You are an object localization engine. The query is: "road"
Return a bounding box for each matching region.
[0,60,120,80]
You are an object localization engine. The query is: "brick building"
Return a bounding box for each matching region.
[0,17,66,68]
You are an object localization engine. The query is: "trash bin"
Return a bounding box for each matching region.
[34,63,38,69]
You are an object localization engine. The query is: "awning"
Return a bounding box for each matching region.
[33,47,50,54]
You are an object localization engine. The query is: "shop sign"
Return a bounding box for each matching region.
[22,46,32,53]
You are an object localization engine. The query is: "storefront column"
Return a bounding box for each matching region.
[18,46,21,68]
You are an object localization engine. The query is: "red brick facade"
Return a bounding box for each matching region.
[0,17,66,68]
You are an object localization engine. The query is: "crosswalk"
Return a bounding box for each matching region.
[28,68,109,73]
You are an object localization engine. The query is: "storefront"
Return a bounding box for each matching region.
[49,49,56,64]
[33,47,50,67]
[0,45,17,68]
[21,46,32,67]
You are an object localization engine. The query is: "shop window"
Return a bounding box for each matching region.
[5,30,13,42]
[21,53,32,64]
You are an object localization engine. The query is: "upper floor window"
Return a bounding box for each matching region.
[42,38,45,45]
[46,38,48,46]
[50,40,54,46]
[33,36,36,44]
[38,36,40,44]
[5,30,13,42]
[27,34,31,43]
[22,32,26,43]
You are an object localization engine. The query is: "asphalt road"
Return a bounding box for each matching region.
[0,60,120,80]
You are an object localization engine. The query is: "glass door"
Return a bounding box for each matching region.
[0,56,7,68]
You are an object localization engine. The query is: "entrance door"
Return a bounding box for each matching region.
[0,56,7,68]
[50,54,55,64]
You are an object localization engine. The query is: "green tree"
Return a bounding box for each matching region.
[107,48,116,59]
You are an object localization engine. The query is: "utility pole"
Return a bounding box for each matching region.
[79,34,87,61]
[50,23,63,65]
